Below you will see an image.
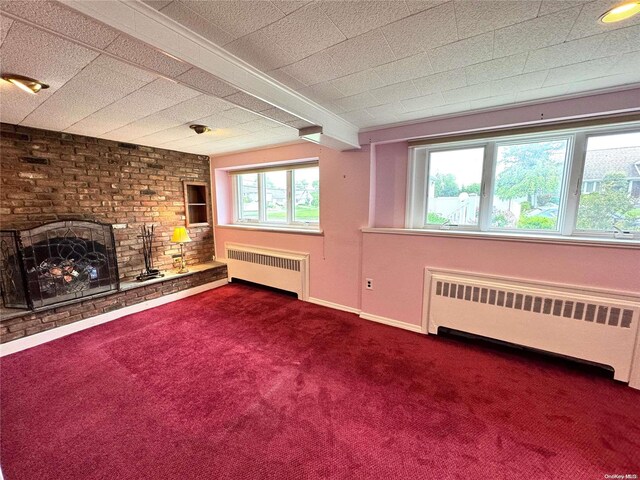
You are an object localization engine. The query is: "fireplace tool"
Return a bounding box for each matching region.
[137,224,164,281]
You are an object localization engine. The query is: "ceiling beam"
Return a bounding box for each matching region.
[59,0,361,151]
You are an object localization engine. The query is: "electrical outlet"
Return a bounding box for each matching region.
[366,278,373,290]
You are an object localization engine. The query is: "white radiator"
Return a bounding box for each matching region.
[225,243,309,300]
[423,269,640,382]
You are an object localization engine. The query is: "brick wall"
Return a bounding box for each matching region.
[0,123,214,281]
[0,266,228,343]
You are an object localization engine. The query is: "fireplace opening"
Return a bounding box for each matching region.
[0,220,119,310]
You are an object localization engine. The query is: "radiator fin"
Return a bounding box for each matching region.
[435,280,633,329]
[227,249,301,271]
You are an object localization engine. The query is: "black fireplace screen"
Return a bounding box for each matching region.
[0,220,119,310]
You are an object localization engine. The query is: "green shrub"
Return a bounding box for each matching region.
[518,215,555,230]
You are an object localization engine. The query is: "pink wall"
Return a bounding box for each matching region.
[361,233,640,326]
[211,92,640,328]
[211,142,370,309]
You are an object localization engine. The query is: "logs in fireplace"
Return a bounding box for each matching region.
[0,220,119,310]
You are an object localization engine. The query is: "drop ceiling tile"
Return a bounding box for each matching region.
[596,24,640,57]
[401,92,445,111]
[91,55,158,83]
[223,91,273,112]
[327,29,396,77]
[298,82,345,102]
[221,107,266,123]
[23,64,150,131]
[543,56,623,86]
[272,1,311,15]
[103,114,184,141]
[0,83,56,124]
[260,107,301,124]
[160,95,233,122]
[564,71,640,94]
[225,29,298,71]
[137,78,200,102]
[413,69,467,95]
[158,1,235,46]
[105,35,191,78]
[429,32,493,72]
[175,68,239,97]
[429,101,473,117]
[322,1,410,39]
[454,0,540,39]
[0,1,119,49]
[490,71,548,95]
[260,3,346,61]
[373,52,434,84]
[143,1,173,10]
[514,84,569,102]
[136,125,198,145]
[180,0,284,38]
[331,70,385,96]
[333,91,383,112]
[610,51,640,75]
[567,0,640,41]
[465,54,527,85]
[339,109,374,125]
[382,2,458,59]
[493,7,581,58]
[0,14,13,47]
[538,0,588,16]
[371,80,419,103]
[286,119,315,129]
[239,118,282,132]
[267,69,308,90]
[442,83,493,103]
[405,0,449,15]
[366,102,407,117]
[0,21,98,89]
[469,93,516,110]
[523,35,605,72]
[279,51,341,85]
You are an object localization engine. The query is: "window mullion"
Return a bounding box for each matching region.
[562,132,586,236]
[478,142,496,232]
[287,170,293,224]
[258,173,266,222]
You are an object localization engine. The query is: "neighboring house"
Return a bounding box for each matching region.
[582,146,640,197]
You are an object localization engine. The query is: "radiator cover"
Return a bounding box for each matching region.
[423,269,640,382]
[225,243,309,300]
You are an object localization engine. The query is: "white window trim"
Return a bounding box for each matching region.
[231,162,320,231]
[406,122,640,243]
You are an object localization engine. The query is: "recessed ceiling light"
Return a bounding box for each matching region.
[190,124,211,135]
[600,1,640,23]
[1,74,50,94]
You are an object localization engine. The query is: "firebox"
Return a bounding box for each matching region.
[0,220,119,310]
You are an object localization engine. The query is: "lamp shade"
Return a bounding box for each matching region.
[171,227,192,243]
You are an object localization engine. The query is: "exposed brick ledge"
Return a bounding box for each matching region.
[0,263,227,343]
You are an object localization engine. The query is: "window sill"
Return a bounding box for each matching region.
[361,227,640,249]
[216,224,324,236]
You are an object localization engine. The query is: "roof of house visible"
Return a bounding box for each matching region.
[583,147,640,180]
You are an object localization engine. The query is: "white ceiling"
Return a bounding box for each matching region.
[148,0,640,128]
[1,0,639,155]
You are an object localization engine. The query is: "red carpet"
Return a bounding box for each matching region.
[1,283,639,479]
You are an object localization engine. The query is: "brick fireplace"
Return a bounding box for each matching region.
[0,123,227,343]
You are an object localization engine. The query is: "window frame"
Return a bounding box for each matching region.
[407,122,640,241]
[231,162,320,230]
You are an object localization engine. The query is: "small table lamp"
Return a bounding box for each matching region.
[171,227,192,273]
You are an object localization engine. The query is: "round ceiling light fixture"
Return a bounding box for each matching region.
[1,74,49,94]
[600,1,640,22]
[189,124,211,135]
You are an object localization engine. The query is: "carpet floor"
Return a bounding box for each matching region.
[1,283,639,480]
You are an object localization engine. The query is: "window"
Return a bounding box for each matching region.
[407,123,640,240]
[183,182,210,226]
[232,162,319,229]
[576,131,640,233]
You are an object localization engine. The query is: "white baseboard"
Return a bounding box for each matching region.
[359,312,425,334]
[307,296,361,315]
[0,279,229,357]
